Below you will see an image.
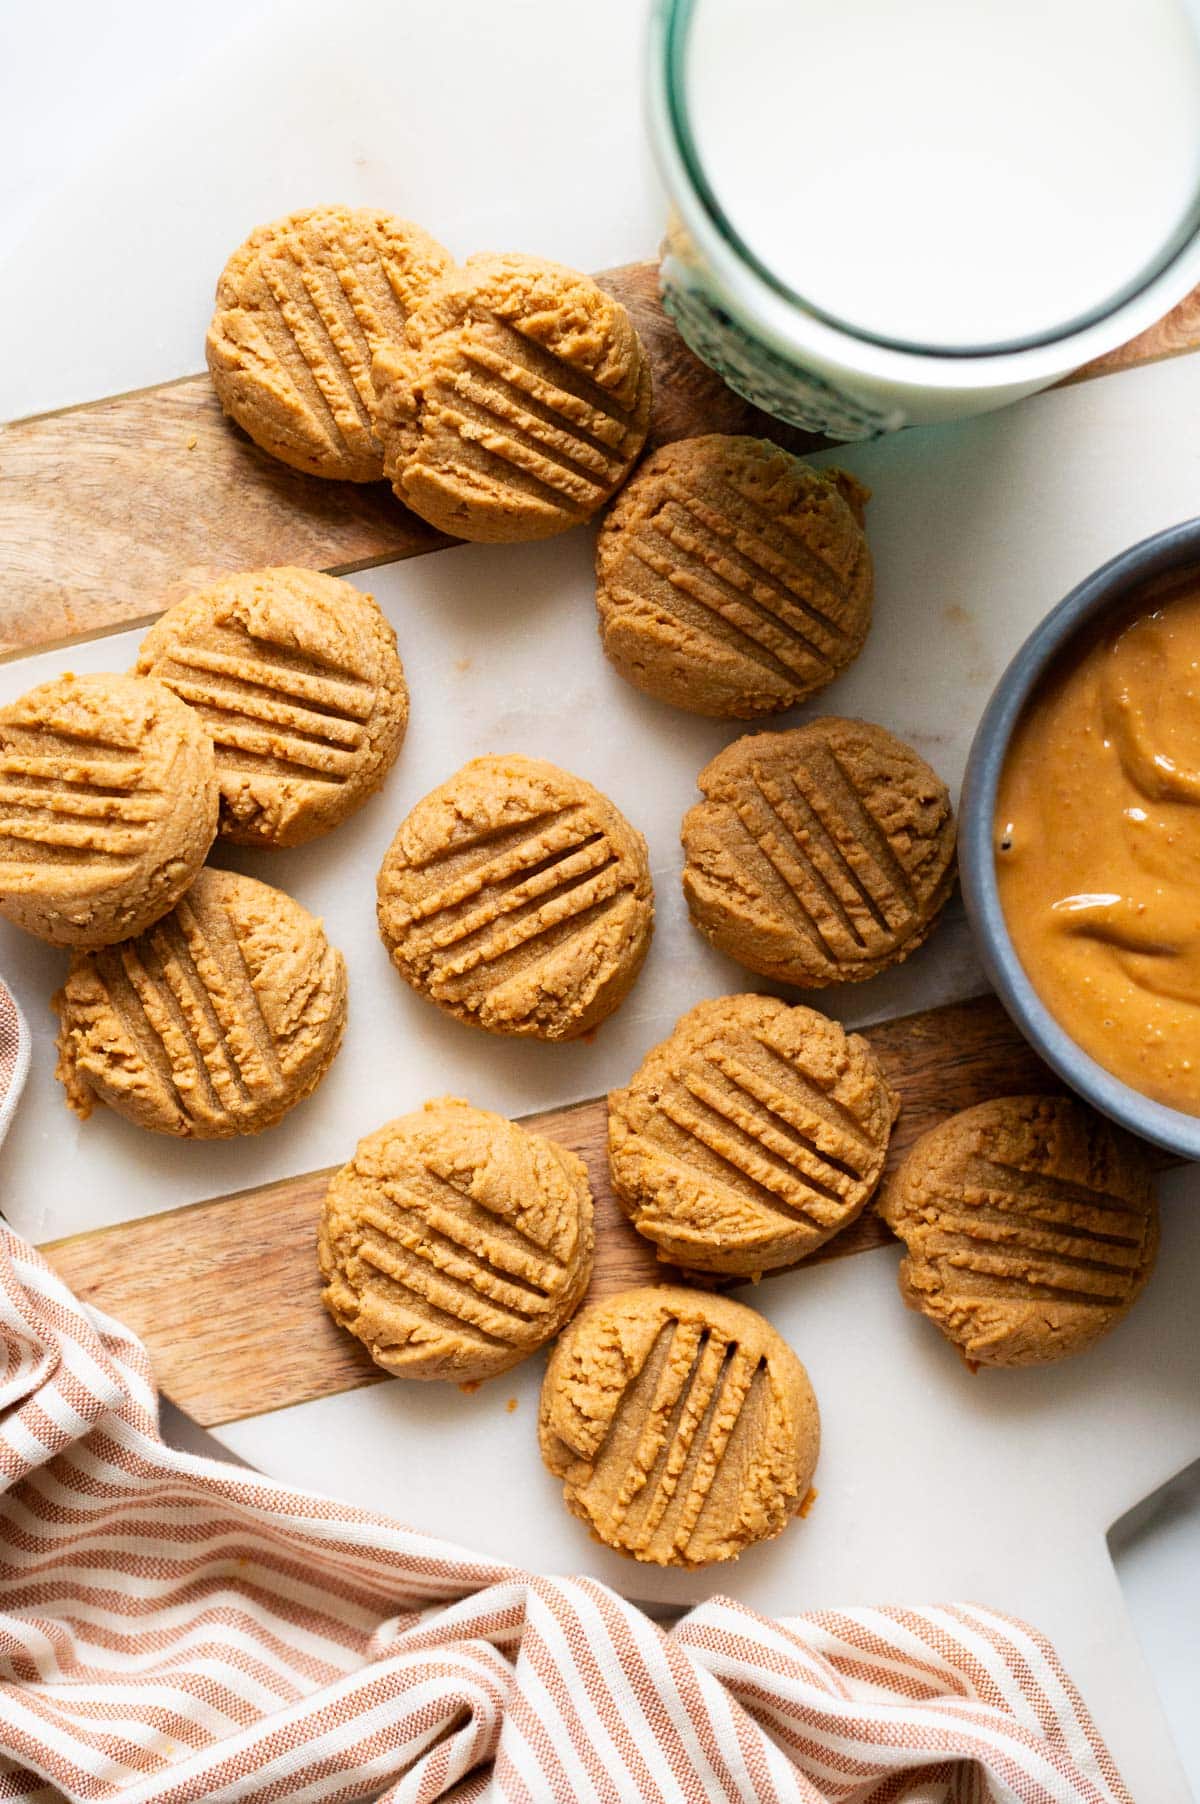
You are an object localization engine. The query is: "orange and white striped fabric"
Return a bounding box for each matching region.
[0,981,1132,1803]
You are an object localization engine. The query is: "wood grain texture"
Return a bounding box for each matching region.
[0,263,820,655]
[42,991,1079,1428]
[3,259,1193,656]
[13,252,1197,1432]
[1064,284,1200,385]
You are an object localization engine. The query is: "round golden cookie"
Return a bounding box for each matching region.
[681,718,956,987]
[318,1097,594,1383]
[136,567,408,848]
[879,1095,1159,1368]
[206,206,455,482]
[371,253,652,542]
[376,754,654,1041]
[53,867,347,1138]
[538,1284,819,1568]
[0,673,219,949]
[595,435,872,719]
[608,994,897,1277]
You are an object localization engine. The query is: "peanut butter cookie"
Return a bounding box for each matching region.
[539,1285,819,1568]
[377,754,653,1041]
[609,995,897,1276]
[595,435,872,718]
[371,253,652,542]
[207,206,454,481]
[0,673,218,948]
[136,567,408,847]
[319,1097,594,1383]
[681,718,956,986]
[880,1095,1159,1368]
[54,867,347,1138]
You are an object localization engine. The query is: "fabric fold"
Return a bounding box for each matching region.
[0,981,1132,1803]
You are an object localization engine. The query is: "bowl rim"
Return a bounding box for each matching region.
[959,513,1200,1159]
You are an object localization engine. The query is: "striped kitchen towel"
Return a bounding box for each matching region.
[0,981,1131,1803]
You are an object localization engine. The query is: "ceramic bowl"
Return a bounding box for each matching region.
[959,515,1200,1159]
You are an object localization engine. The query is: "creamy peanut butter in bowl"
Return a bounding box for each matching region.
[961,518,1200,1158]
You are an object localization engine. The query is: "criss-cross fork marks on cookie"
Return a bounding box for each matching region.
[55,869,346,1139]
[540,1287,817,1569]
[684,720,956,986]
[378,759,653,1041]
[417,314,648,526]
[348,1166,577,1363]
[149,631,375,788]
[609,996,894,1276]
[622,481,865,695]
[0,733,161,884]
[919,1154,1156,1312]
[570,1315,769,1565]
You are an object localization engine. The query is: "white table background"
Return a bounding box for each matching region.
[4,3,1199,1798]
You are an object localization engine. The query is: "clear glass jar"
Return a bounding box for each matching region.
[649,0,1200,438]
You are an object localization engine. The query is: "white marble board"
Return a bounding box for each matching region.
[4,2,1199,1794]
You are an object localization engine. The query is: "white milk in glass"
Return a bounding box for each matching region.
[681,0,1200,350]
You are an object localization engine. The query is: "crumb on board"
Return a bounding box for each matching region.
[186,434,198,450]
[798,1487,818,1520]
[506,1397,518,1413]
[458,1379,481,1395]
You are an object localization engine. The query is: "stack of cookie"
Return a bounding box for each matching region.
[207,207,652,543]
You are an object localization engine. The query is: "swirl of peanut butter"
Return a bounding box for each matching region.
[996,575,1200,1112]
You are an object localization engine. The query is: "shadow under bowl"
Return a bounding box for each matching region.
[959,514,1200,1160]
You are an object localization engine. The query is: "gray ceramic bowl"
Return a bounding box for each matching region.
[960,515,1200,1159]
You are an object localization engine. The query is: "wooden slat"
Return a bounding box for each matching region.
[0,263,822,655]
[1061,284,1200,385]
[42,991,1071,1427]
[5,260,1196,656]
[0,376,443,659]
[14,251,1200,1434]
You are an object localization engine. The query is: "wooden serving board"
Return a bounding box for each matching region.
[42,992,1066,1426]
[3,257,1196,1431]
[5,260,1200,654]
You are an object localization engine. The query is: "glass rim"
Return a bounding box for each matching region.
[662,0,1200,362]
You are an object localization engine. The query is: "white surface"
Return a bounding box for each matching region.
[221,1168,1200,1804]
[7,353,1200,1240]
[0,534,984,1242]
[1111,1459,1200,1788]
[2,5,1198,1798]
[1,349,1198,1802]
[1,0,665,420]
[685,0,1200,348]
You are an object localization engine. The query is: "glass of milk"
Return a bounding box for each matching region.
[650,0,1200,436]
